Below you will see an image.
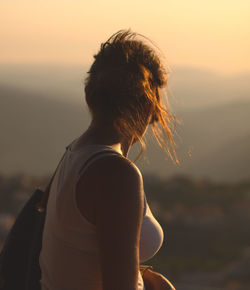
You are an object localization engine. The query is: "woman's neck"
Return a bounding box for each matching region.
[77,120,134,158]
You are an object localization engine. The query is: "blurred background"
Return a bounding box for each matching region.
[1,1,250,289]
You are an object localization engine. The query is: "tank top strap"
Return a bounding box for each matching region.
[75,148,147,217]
[77,149,122,181]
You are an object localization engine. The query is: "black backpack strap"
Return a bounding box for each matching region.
[35,150,67,212]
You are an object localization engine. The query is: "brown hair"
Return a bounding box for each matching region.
[84,29,180,165]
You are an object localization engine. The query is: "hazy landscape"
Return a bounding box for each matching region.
[0,64,249,182]
[1,64,250,289]
[1,0,249,288]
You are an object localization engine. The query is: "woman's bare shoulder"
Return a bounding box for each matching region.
[76,153,144,204]
[76,153,144,226]
[84,153,142,182]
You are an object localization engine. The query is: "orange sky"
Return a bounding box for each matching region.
[1,0,249,75]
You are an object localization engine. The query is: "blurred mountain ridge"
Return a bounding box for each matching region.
[0,64,250,182]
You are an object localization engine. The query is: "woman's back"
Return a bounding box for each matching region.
[39,141,164,290]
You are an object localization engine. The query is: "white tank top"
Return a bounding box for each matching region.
[39,141,164,290]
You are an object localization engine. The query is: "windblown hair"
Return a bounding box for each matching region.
[85,29,180,164]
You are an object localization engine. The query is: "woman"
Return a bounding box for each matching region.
[39,30,178,290]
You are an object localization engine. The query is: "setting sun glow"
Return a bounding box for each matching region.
[1,0,249,75]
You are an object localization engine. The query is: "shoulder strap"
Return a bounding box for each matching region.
[36,150,67,212]
[36,148,123,212]
[77,150,122,180]
[75,150,147,217]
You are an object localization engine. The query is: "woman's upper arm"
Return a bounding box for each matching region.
[89,155,144,290]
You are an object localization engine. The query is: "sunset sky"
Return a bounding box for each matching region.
[1,0,249,76]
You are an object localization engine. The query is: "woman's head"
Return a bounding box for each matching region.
[84,29,179,164]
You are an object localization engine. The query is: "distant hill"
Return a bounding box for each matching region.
[138,100,250,182]
[1,84,250,182]
[169,67,250,111]
[195,134,250,181]
[1,64,250,110]
[0,85,90,175]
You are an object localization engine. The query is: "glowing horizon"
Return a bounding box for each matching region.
[1,0,249,76]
